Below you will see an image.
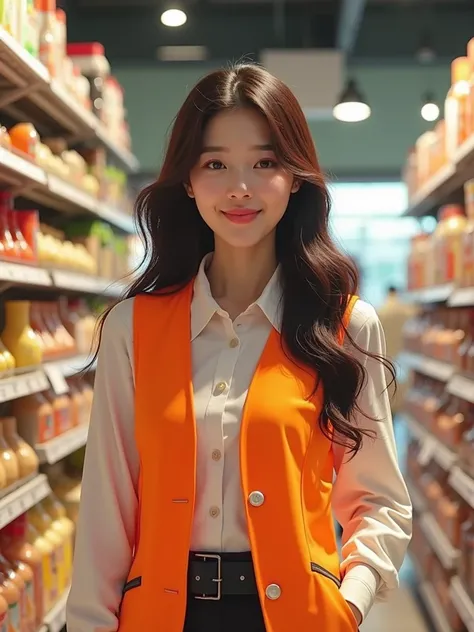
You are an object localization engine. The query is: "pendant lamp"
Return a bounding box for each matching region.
[333,79,371,123]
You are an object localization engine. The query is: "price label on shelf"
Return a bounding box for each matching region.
[418,437,436,467]
[44,365,69,396]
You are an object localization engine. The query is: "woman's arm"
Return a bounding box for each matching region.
[333,300,413,623]
[67,299,139,632]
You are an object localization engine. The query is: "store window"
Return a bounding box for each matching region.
[328,182,435,307]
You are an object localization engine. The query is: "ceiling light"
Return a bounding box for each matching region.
[421,93,440,122]
[161,8,187,27]
[333,79,371,123]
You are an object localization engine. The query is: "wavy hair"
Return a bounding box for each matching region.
[97,63,394,455]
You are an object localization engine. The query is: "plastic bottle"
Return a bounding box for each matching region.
[36,0,57,77]
[432,207,451,285]
[27,505,64,601]
[25,521,53,615]
[467,39,474,139]
[462,180,474,288]
[1,302,43,369]
[0,589,8,632]
[41,495,74,587]
[0,557,25,632]
[0,422,19,489]
[445,57,471,160]
[0,571,21,632]
[2,516,43,628]
[442,205,468,285]
[0,192,18,260]
[1,418,38,480]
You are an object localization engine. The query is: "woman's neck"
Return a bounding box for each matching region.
[206,239,277,319]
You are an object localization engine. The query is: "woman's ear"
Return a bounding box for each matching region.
[291,179,301,194]
[184,183,195,198]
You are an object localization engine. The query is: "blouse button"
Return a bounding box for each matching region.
[229,338,239,348]
[212,449,222,461]
[209,506,221,518]
[214,381,227,395]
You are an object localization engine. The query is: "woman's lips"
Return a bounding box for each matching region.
[221,208,261,224]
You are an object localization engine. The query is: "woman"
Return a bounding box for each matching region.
[66,64,412,632]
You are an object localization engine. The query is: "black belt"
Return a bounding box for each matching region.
[188,551,258,600]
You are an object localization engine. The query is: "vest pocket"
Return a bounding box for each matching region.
[310,562,341,588]
[123,577,142,593]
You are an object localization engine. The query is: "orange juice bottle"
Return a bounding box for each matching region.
[445,57,471,159]
[41,495,74,588]
[467,39,474,138]
[442,205,467,284]
[2,516,43,628]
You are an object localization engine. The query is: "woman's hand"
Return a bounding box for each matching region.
[347,601,363,627]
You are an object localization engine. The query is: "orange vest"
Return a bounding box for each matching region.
[118,282,359,632]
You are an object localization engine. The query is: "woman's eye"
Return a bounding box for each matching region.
[256,159,277,169]
[205,160,225,170]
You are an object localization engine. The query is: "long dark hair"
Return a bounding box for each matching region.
[99,63,394,454]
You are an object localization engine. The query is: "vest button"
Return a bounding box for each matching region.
[265,584,281,600]
[248,491,265,507]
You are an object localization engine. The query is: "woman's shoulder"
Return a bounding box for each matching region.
[346,298,380,339]
[102,297,135,338]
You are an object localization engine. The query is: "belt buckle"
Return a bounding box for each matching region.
[194,553,222,601]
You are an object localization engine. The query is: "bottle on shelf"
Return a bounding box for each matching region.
[0,570,21,632]
[43,387,72,438]
[7,206,33,263]
[41,494,74,587]
[445,56,471,159]
[13,391,55,446]
[468,38,474,139]
[462,179,474,288]
[27,505,64,602]
[0,418,38,480]
[36,0,57,77]
[0,555,26,632]
[1,515,44,628]
[24,520,54,615]
[442,205,467,285]
[0,421,19,489]
[1,302,43,369]
[0,192,18,260]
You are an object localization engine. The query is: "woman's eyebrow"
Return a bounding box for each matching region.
[201,143,274,153]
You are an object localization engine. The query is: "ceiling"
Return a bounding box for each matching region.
[63,0,474,66]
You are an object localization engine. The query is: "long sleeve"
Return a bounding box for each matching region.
[333,300,413,621]
[67,299,139,632]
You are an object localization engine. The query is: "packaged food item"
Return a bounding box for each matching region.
[41,495,74,587]
[0,421,19,488]
[445,56,471,159]
[1,302,42,369]
[0,571,20,632]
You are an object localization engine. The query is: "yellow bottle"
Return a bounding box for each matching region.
[41,496,74,588]
[1,302,42,369]
[0,339,16,376]
[27,506,65,604]
[25,522,54,616]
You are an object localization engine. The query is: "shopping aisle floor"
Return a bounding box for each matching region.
[361,419,431,632]
[361,561,431,632]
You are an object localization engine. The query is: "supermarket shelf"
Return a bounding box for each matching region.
[446,373,474,404]
[51,270,125,297]
[419,583,454,632]
[398,352,454,382]
[47,354,93,379]
[404,133,474,219]
[0,146,135,234]
[449,467,474,510]
[36,424,88,465]
[0,28,139,173]
[0,474,50,529]
[405,415,457,471]
[449,287,474,308]
[0,369,49,403]
[420,513,460,571]
[0,260,125,296]
[39,587,70,632]
[450,577,474,632]
[403,284,454,304]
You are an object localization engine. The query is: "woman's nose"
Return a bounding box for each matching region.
[227,175,253,199]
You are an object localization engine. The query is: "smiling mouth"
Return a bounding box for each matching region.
[221,209,262,224]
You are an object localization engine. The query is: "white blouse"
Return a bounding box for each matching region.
[66,256,412,632]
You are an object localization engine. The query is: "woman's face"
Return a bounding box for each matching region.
[187,108,299,249]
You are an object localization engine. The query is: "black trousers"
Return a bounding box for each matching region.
[184,594,266,632]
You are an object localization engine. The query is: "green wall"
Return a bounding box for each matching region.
[115,63,450,178]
